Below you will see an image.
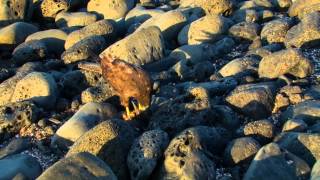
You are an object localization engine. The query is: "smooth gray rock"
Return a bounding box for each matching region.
[12,40,49,65]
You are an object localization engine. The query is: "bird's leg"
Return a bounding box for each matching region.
[123,106,136,121]
[131,101,140,115]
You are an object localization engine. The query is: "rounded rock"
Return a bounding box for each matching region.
[127,129,169,180]
[0,22,38,50]
[65,19,117,49]
[37,152,117,180]
[52,102,117,149]
[178,15,232,45]
[0,0,33,27]
[224,137,261,166]
[67,119,137,180]
[11,72,58,109]
[87,0,135,20]
[12,40,48,65]
[55,11,98,28]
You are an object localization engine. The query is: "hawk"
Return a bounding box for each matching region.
[78,54,153,120]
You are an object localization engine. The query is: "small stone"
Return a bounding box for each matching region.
[67,119,137,180]
[12,40,49,65]
[136,10,187,40]
[243,143,310,180]
[0,0,33,27]
[51,102,117,149]
[229,22,260,42]
[55,11,98,28]
[37,152,117,180]
[65,19,117,49]
[273,85,304,113]
[100,26,165,66]
[156,126,224,179]
[226,82,278,120]
[261,18,293,44]
[62,35,107,64]
[243,119,275,142]
[87,0,135,20]
[224,137,261,166]
[11,72,58,109]
[125,6,163,29]
[0,22,38,51]
[218,56,259,77]
[179,0,234,15]
[282,118,308,132]
[25,29,68,55]
[258,48,314,79]
[127,129,169,180]
[178,15,232,45]
[285,12,320,48]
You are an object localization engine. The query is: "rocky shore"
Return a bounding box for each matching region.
[1,0,320,179]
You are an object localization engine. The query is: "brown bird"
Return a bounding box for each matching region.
[78,54,153,120]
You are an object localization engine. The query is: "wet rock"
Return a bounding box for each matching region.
[67,119,137,180]
[229,22,260,42]
[0,22,38,51]
[224,137,261,166]
[65,19,117,49]
[218,56,259,77]
[52,102,117,149]
[311,160,320,180]
[282,118,308,132]
[62,35,107,64]
[243,143,310,180]
[136,10,187,40]
[0,0,33,27]
[25,29,68,55]
[127,129,169,180]
[179,0,234,15]
[226,82,278,120]
[55,11,98,28]
[11,72,58,109]
[178,15,231,45]
[125,6,164,29]
[243,119,275,142]
[261,18,293,44]
[258,48,314,79]
[0,137,30,159]
[232,9,259,23]
[156,126,225,180]
[87,0,135,20]
[279,100,320,125]
[274,132,320,166]
[285,12,320,48]
[12,40,49,65]
[100,26,165,66]
[37,152,117,180]
[0,154,42,180]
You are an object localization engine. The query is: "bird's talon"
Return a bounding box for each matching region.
[138,103,148,111]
